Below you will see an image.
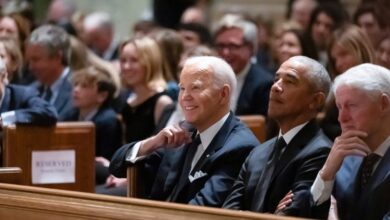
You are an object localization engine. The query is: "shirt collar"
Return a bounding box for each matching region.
[198,112,230,151]
[79,108,99,121]
[278,121,309,144]
[374,135,390,157]
[50,67,70,92]
[236,61,251,79]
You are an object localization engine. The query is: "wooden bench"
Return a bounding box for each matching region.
[0,183,305,220]
[238,115,267,143]
[2,122,95,192]
[0,167,22,184]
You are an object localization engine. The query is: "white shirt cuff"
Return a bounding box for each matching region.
[125,141,146,163]
[310,172,335,205]
[1,111,16,126]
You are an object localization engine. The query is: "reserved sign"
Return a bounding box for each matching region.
[32,150,76,184]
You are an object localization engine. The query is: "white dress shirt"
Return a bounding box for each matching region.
[311,135,390,205]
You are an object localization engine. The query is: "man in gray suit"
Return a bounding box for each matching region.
[26,24,73,120]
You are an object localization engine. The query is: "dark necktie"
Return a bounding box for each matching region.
[255,137,287,211]
[43,87,52,102]
[360,153,381,191]
[169,134,201,201]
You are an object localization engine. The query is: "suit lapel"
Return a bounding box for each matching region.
[190,113,235,175]
[272,120,319,179]
[365,146,390,191]
[0,87,11,112]
[163,146,188,194]
[54,75,72,111]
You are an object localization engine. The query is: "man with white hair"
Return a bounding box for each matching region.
[223,56,332,218]
[110,56,259,206]
[300,63,390,220]
[83,11,118,61]
[0,58,57,127]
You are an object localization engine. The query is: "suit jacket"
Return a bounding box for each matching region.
[223,120,331,218]
[0,85,57,125]
[31,70,74,121]
[235,63,273,116]
[109,113,259,207]
[333,146,390,220]
[63,106,122,160]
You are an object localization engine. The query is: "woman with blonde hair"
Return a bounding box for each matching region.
[328,24,375,78]
[119,36,172,143]
[321,24,376,141]
[0,37,23,83]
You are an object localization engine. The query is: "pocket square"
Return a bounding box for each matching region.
[189,170,208,182]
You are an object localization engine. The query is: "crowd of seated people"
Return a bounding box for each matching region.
[0,0,389,219]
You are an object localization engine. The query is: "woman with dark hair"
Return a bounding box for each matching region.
[276,28,318,66]
[306,2,349,65]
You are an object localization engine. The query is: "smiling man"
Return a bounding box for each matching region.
[222,56,332,218]
[109,56,259,206]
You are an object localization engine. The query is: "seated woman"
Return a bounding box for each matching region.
[321,24,375,141]
[119,36,173,143]
[63,65,122,187]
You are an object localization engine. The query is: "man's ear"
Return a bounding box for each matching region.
[219,84,230,105]
[309,92,326,111]
[97,91,109,105]
[380,93,390,113]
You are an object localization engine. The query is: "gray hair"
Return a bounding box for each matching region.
[28,24,70,66]
[184,56,237,106]
[333,63,390,99]
[213,14,258,54]
[288,56,331,97]
[83,11,113,31]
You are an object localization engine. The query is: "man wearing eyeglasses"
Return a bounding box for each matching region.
[214,14,273,116]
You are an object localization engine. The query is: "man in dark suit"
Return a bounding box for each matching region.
[26,24,73,121]
[297,64,390,220]
[0,59,57,126]
[214,14,273,116]
[109,56,259,206]
[222,56,332,218]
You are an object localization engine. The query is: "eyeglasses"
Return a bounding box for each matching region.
[215,43,248,52]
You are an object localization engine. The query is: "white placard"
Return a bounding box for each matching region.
[32,150,75,184]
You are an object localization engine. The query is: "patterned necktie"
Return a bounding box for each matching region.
[360,153,381,190]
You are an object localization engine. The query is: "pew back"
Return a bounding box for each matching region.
[0,183,304,220]
[2,122,95,192]
[238,115,267,143]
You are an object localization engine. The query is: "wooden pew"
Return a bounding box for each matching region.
[238,115,267,143]
[0,183,305,220]
[127,115,267,197]
[2,122,95,192]
[0,167,22,184]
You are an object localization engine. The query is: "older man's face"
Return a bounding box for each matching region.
[178,63,225,132]
[336,85,383,138]
[268,60,318,124]
[25,44,61,85]
[215,28,252,74]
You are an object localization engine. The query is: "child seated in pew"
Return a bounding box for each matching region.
[62,65,123,189]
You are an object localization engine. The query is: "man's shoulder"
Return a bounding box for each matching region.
[247,63,274,82]
[7,84,39,97]
[306,129,333,150]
